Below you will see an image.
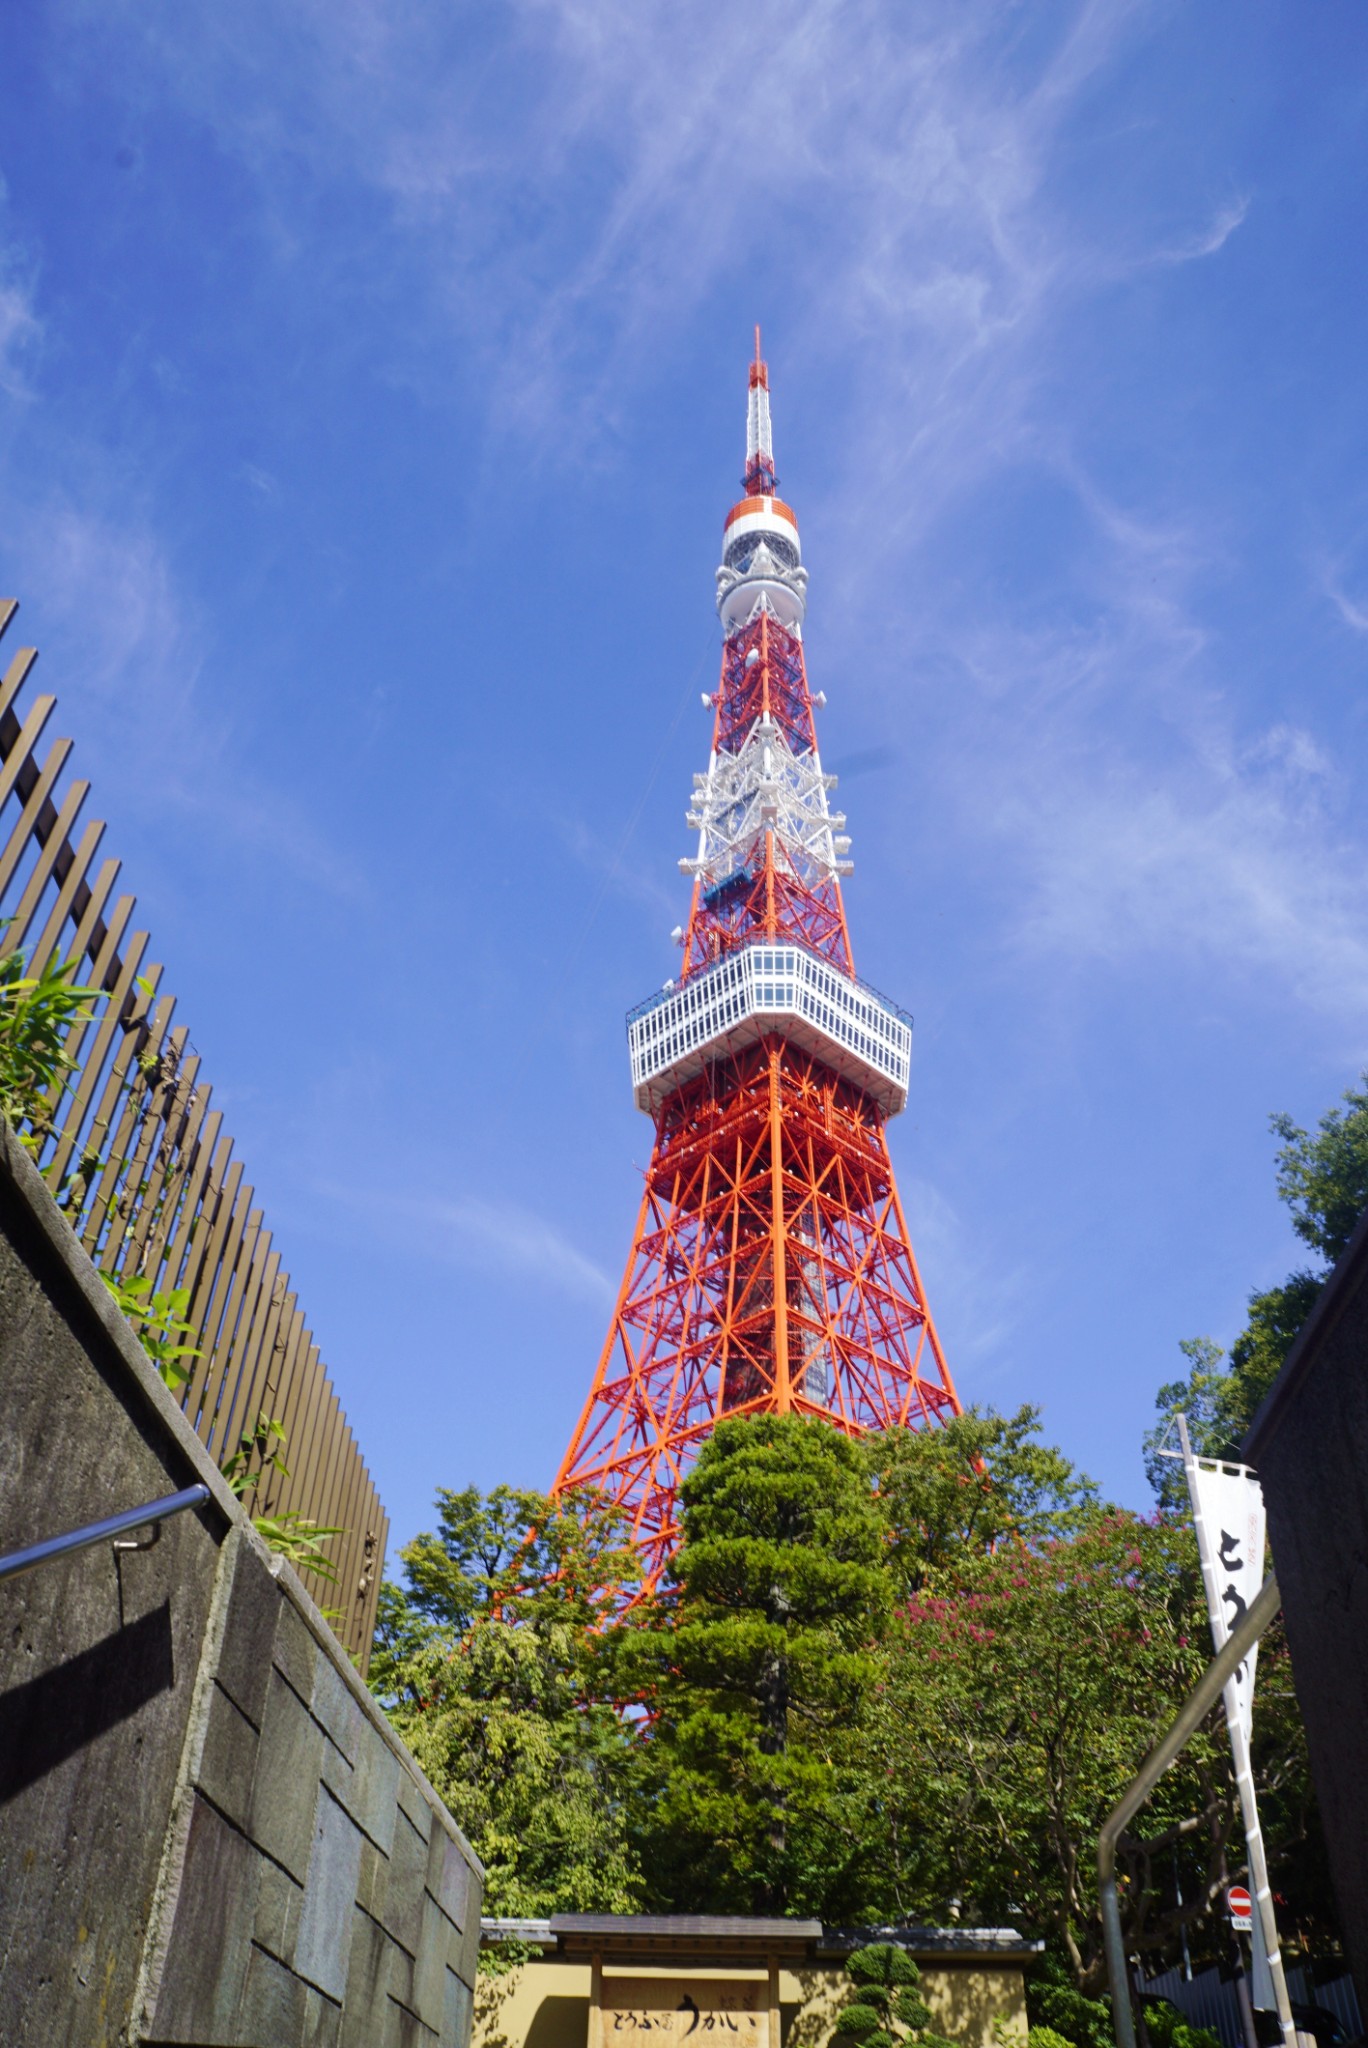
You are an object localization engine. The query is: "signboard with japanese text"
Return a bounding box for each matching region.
[604,1980,767,2045]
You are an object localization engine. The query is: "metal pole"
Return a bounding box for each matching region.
[1098,1571,1281,2048]
[1177,1417,1296,2048]
[0,1483,210,1582]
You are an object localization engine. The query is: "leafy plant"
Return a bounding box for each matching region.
[867,1404,1098,1596]
[831,1945,954,2048]
[0,935,98,1151]
[219,1407,343,1585]
[251,1508,344,1587]
[101,1272,201,1390]
[101,1281,345,1591]
[220,1409,290,1500]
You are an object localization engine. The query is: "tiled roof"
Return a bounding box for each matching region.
[479,1916,1040,1962]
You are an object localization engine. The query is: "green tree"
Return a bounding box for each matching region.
[1147,1075,1368,1479]
[862,1513,1241,1988]
[369,1485,642,1921]
[621,1413,888,1916]
[861,1507,1329,1988]
[830,1944,953,2048]
[868,1405,1098,1596]
[1143,1338,1228,1513]
[1026,1954,1221,2048]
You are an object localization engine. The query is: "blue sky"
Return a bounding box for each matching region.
[3,2,1368,1558]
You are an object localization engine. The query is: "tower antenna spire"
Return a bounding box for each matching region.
[744,329,775,496]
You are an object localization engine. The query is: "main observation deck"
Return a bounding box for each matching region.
[627,942,911,1117]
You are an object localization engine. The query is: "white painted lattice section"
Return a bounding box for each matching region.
[679,715,851,889]
[628,943,911,1117]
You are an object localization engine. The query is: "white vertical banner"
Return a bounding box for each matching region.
[1177,1418,1293,2047]
[1187,1457,1266,1747]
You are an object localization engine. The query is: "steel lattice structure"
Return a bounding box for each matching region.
[554,337,960,1584]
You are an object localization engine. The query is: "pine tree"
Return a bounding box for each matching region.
[830,1944,954,2048]
[619,1413,888,1915]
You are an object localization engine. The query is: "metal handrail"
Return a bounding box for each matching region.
[1098,1571,1283,2048]
[0,1482,211,1582]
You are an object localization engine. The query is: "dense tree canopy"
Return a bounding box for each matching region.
[372,1407,1335,1989]
[369,1485,641,1918]
[372,1070,1368,1998]
[1147,1074,1368,1480]
[866,1405,1097,1598]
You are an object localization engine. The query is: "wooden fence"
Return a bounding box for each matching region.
[0,600,387,1665]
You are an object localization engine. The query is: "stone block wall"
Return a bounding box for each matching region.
[0,1127,482,2047]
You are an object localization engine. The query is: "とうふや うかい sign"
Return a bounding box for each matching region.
[604,1980,767,2042]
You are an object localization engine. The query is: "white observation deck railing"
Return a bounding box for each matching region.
[627,942,912,1117]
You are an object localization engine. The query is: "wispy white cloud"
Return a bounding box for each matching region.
[1324,576,1368,636]
[899,1171,1030,1379]
[323,1179,615,1306]
[0,495,368,900]
[237,461,279,497]
[0,270,39,400]
[1148,195,1251,267]
[0,196,40,400]
[948,685,1368,1023]
[433,1194,615,1306]
[29,0,1368,1039]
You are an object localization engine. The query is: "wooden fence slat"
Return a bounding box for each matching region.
[300,1354,343,1543]
[192,1196,265,1440]
[0,694,55,820]
[95,994,178,1271]
[182,1147,245,1355]
[233,1265,296,1460]
[80,968,166,1262]
[0,737,73,902]
[0,621,389,1659]
[158,1108,224,1303]
[6,778,90,952]
[353,1484,388,1662]
[217,1243,282,1460]
[101,1015,187,1275]
[181,1174,255,1436]
[45,913,146,1188]
[288,1351,331,1531]
[332,1424,373,1643]
[263,1301,307,1474]
[28,819,108,976]
[311,1376,350,1540]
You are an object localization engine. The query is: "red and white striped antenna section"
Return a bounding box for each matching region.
[744,325,776,495]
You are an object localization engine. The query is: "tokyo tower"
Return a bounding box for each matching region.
[554,336,960,1583]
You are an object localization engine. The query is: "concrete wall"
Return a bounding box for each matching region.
[0,1126,483,2048]
[1245,1203,1368,2023]
[474,1955,1028,2048]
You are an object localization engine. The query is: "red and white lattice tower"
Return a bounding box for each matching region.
[554,335,961,1584]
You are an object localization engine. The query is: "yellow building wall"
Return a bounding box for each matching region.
[475,1955,1028,2048]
